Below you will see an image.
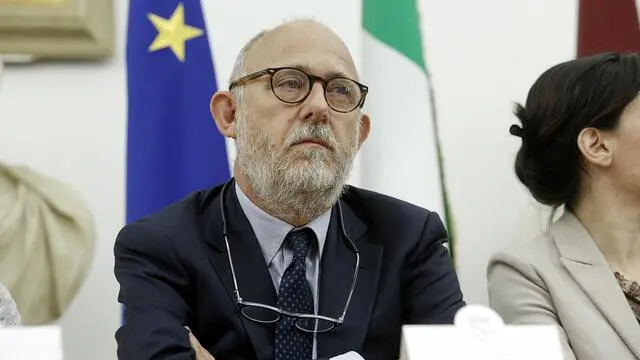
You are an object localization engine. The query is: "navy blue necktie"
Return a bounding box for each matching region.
[274,228,315,360]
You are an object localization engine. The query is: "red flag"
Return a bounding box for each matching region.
[578,0,640,56]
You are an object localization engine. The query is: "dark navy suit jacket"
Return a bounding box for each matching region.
[114,181,465,360]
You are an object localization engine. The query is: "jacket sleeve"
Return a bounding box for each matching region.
[114,221,195,360]
[402,211,465,324]
[487,251,576,360]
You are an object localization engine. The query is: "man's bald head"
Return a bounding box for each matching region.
[229,19,358,91]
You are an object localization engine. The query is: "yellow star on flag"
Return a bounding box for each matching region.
[147,3,204,62]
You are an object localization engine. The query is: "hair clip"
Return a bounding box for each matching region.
[509,124,525,138]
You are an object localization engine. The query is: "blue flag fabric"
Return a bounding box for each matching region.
[126,0,230,223]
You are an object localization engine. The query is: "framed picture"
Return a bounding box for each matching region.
[0,0,114,60]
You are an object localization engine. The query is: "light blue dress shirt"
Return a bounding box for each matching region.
[235,183,330,359]
[235,184,362,360]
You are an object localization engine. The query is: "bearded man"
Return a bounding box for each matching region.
[114,19,465,360]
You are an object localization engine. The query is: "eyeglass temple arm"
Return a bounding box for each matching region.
[220,181,243,302]
[229,69,270,89]
[337,252,359,323]
[336,200,360,323]
[223,234,243,302]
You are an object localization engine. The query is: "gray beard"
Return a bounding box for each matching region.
[235,111,358,223]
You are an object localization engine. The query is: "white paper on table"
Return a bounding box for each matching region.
[400,304,564,360]
[0,325,63,360]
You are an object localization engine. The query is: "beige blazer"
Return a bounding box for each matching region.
[487,210,640,360]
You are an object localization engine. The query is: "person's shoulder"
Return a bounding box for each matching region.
[488,231,560,274]
[0,283,21,327]
[342,185,435,220]
[341,185,445,247]
[115,183,223,247]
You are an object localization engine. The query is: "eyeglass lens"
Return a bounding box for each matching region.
[271,68,362,112]
[240,305,335,332]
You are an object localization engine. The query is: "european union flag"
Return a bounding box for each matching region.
[126,0,230,223]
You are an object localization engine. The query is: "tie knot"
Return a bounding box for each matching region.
[285,228,314,263]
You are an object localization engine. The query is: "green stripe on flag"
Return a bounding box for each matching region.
[362,0,457,263]
[363,0,426,71]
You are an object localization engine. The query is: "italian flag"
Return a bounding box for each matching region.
[360,0,455,256]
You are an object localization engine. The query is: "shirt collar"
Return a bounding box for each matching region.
[234,182,332,265]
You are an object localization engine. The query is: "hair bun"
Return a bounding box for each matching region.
[509,124,525,138]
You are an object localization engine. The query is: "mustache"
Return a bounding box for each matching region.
[284,125,338,150]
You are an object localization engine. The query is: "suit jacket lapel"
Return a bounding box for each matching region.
[553,211,640,358]
[204,182,277,360]
[316,200,383,358]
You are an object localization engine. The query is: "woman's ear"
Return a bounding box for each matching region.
[210,91,238,138]
[577,127,613,168]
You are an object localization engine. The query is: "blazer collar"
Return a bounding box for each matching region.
[316,196,382,358]
[552,210,640,358]
[551,210,607,265]
[203,181,278,360]
[202,181,382,360]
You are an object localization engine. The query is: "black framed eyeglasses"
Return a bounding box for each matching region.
[228,67,369,113]
[218,180,360,333]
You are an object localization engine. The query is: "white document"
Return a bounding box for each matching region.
[401,305,563,360]
[0,325,64,360]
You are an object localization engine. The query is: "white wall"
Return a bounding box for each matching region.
[420,0,579,304]
[0,0,578,358]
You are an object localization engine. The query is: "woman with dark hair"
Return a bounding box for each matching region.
[487,52,640,359]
